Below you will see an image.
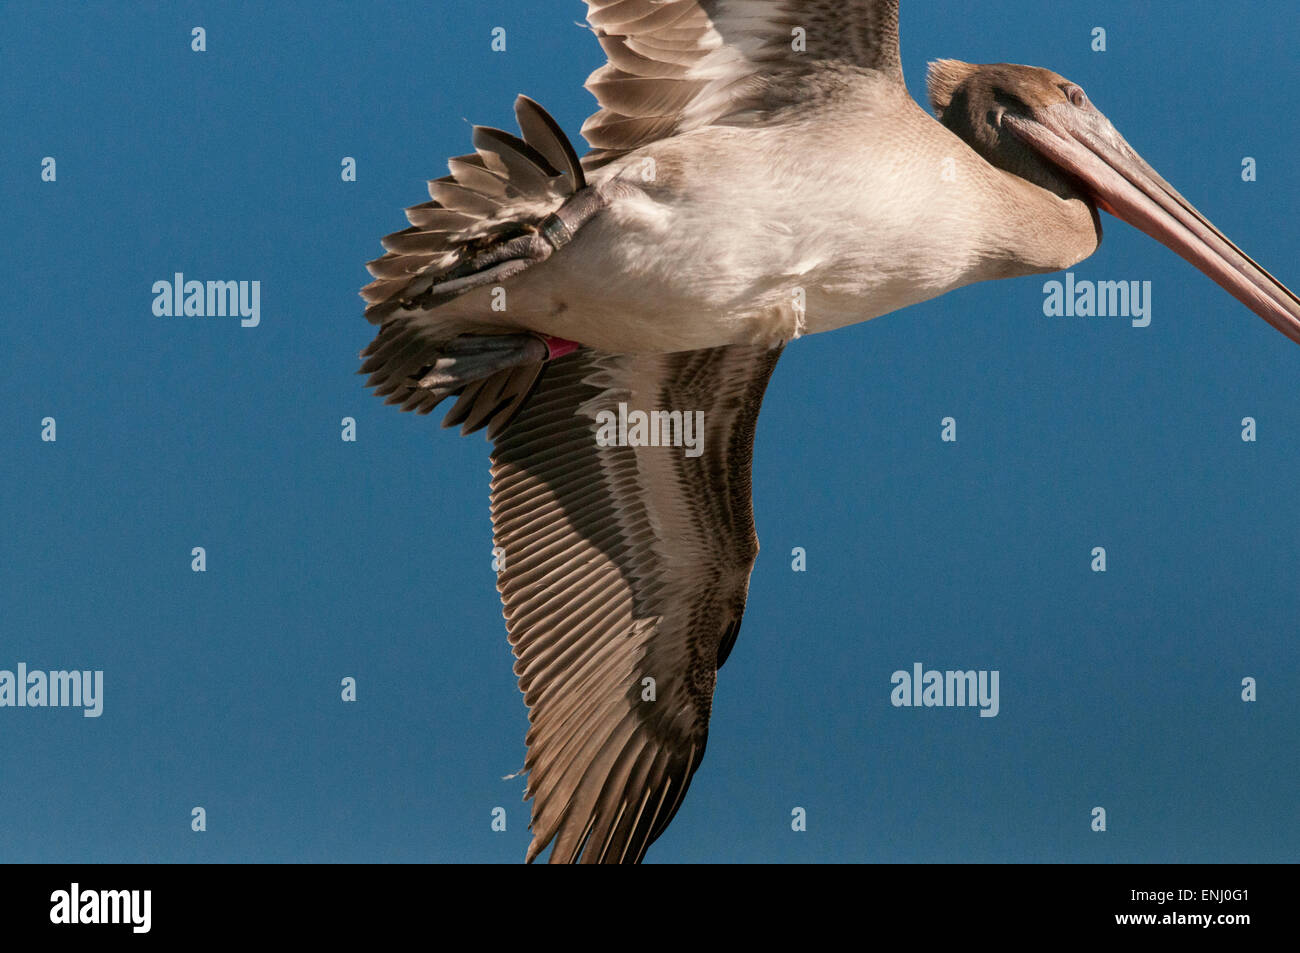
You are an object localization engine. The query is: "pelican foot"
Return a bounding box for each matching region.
[410,333,580,398]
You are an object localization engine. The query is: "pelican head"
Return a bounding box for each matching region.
[928,59,1300,345]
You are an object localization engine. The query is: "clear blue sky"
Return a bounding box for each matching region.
[2,1,1296,863]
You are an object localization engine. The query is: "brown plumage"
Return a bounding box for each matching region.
[359,96,587,436]
[360,0,1299,863]
[491,345,781,862]
[583,0,902,166]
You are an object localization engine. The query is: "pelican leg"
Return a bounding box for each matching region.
[411,333,580,396]
[401,186,608,314]
[540,335,579,359]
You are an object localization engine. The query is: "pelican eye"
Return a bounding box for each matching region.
[1066,85,1088,108]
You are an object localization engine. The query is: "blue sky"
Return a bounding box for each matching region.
[1,0,1296,863]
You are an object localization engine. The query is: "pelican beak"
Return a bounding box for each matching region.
[1005,103,1300,346]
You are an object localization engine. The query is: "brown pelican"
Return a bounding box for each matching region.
[359,1,1300,862]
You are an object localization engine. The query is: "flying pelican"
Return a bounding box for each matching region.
[359,1,1300,863]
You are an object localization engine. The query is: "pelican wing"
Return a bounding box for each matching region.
[490,343,783,862]
[582,0,903,164]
